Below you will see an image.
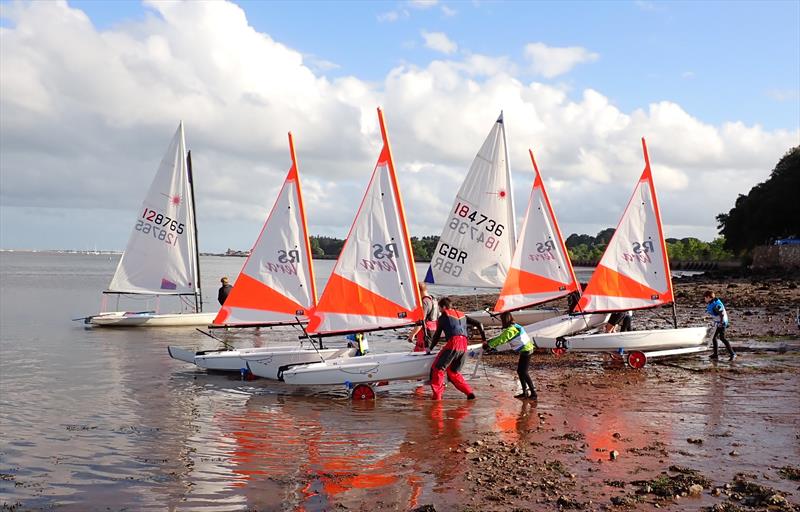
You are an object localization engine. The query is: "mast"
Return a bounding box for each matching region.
[187,149,202,313]
[499,110,518,246]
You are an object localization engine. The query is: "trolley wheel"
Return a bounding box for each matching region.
[351,384,376,400]
[551,347,566,357]
[627,351,647,369]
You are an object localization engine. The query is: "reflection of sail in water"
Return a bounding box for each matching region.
[196,393,492,509]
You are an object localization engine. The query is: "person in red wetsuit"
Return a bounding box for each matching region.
[427,297,486,400]
[408,282,439,352]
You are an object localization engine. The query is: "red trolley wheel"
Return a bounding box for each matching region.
[351,384,376,400]
[627,351,647,369]
[551,347,566,357]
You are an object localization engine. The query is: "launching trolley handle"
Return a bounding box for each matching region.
[196,328,234,350]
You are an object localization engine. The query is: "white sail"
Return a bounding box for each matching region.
[108,123,198,296]
[212,133,317,326]
[425,113,517,287]
[578,138,674,312]
[495,150,579,312]
[307,109,422,335]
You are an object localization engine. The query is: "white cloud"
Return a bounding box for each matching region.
[409,0,438,9]
[441,5,457,17]
[524,42,599,78]
[681,71,695,79]
[421,30,458,54]
[377,9,407,22]
[1,0,796,252]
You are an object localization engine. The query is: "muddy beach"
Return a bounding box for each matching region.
[431,273,800,512]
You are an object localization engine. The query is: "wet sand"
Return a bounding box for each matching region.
[432,273,800,511]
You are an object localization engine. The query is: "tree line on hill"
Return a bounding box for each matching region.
[716,146,799,255]
[307,231,734,263]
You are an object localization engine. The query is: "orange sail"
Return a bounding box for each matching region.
[578,138,674,312]
[495,150,579,312]
[307,108,422,334]
[212,133,317,326]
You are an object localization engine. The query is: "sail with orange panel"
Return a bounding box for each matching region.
[577,138,674,313]
[495,150,580,313]
[213,132,317,327]
[307,108,422,335]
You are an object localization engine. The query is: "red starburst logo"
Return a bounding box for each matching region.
[161,193,183,207]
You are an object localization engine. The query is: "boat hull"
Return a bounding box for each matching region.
[526,313,611,347]
[243,348,356,379]
[560,326,708,352]
[281,344,484,386]
[469,308,561,327]
[89,311,217,327]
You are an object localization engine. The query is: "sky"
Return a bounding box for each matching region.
[1,0,798,252]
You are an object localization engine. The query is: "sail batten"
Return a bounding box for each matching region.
[108,122,198,296]
[425,114,517,288]
[578,138,674,313]
[308,108,422,335]
[213,132,317,327]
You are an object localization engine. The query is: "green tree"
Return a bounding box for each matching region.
[309,237,324,257]
[717,146,800,253]
[410,237,429,261]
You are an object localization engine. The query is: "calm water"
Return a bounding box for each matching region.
[0,252,561,510]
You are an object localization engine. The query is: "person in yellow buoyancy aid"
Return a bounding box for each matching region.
[484,312,537,400]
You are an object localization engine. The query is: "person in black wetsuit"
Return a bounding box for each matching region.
[427,297,486,400]
[704,290,735,360]
[217,277,232,306]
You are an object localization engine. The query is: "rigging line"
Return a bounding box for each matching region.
[195,328,233,350]
[296,316,325,362]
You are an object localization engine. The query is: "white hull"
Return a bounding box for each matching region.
[560,327,708,352]
[244,348,356,380]
[526,313,611,347]
[168,344,354,375]
[89,311,217,327]
[469,308,561,328]
[281,344,484,386]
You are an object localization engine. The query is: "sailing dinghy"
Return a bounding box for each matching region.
[543,139,708,367]
[423,113,560,327]
[260,109,480,392]
[168,133,353,374]
[82,122,216,327]
[494,150,609,342]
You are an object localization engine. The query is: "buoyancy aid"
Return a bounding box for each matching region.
[438,308,468,339]
[706,298,729,327]
[422,295,439,331]
[487,323,534,353]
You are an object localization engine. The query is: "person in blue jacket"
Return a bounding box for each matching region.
[704,290,736,360]
[484,312,537,400]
